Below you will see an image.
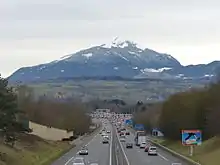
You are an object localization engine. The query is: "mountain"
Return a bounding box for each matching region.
[8,38,220,83]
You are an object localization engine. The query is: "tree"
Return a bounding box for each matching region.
[133,103,162,133]
[216,66,220,83]
[0,75,24,146]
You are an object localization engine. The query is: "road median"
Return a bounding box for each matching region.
[114,126,130,165]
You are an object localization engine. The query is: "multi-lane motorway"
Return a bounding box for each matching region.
[118,128,188,165]
[51,122,112,165]
[51,120,189,165]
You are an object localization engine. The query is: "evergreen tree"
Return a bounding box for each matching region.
[0,75,23,146]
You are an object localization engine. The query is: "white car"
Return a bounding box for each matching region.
[140,142,146,148]
[73,157,86,165]
[104,135,109,139]
[120,137,126,142]
[79,147,88,155]
[102,138,109,144]
[148,146,157,155]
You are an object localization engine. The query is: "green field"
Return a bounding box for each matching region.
[27,79,205,103]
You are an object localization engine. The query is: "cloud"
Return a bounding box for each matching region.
[1,0,220,42]
[0,0,220,77]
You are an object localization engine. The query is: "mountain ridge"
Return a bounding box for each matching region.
[8,38,220,83]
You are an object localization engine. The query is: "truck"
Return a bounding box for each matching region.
[134,131,146,146]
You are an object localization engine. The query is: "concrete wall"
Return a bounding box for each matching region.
[29,121,73,141]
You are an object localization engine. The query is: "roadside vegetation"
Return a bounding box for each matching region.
[133,75,220,165]
[0,74,91,165]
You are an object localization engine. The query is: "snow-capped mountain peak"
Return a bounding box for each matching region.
[101,37,144,49]
[9,38,219,83]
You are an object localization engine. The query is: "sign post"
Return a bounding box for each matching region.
[182,130,202,157]
[189,145,193,156]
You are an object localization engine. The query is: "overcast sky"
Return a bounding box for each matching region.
[1,0,220,77]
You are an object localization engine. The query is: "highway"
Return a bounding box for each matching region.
[51,121,113,165]
[114,125,189,165]
[51,119,189,165]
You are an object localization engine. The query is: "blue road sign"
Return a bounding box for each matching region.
[125,119,133,125]
[182,130,202,146]
[134,124,145,130]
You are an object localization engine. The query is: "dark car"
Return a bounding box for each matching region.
[144,144,151,152]
[120,132,124,136]
[126,143,133,148]
[125,132,130,135]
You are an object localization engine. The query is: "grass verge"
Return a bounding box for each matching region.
[0,133,73,165]
[152,136,220,165]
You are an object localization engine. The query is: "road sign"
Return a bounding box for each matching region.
[182,130,202,146]
[125,119,133,125]
[134,124,145,130]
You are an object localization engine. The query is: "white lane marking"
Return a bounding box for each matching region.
[64,156,75,165]
[116,129,130,165]
[64,130,99,165]
[109,126,113,165]
[115,144,119,165]
[158,153,169,161]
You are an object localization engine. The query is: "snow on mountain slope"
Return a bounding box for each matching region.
[101,37,145,49]
[8,38,219,83]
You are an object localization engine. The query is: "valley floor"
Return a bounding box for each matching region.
[0,134,71,165]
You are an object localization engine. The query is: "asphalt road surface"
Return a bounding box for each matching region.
[115,126,189,165]
[52,119,190,165]
[51,120,112,165]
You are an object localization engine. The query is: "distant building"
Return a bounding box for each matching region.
[152,128,164,137]
[29,121,73,141]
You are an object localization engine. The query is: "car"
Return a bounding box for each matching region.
[101,132,107,137]
[73,157,86,165]
[107,130,110,133]
[103,136,110,140]
[126,143,133,148]
[102,138,109,144]
[140,142,146,148]
[144,144,151,152]
[78,147,88,155]
[120,132,125,136]
[88,160,99,165]
[120,137,126,142]
[148,146,157,155]
[120,135,126,138]
[125,132,130,135]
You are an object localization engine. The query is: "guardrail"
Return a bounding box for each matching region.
[127,126,201,165]
[149,139,202,165]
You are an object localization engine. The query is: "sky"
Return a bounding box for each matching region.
[1,0,220,77]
